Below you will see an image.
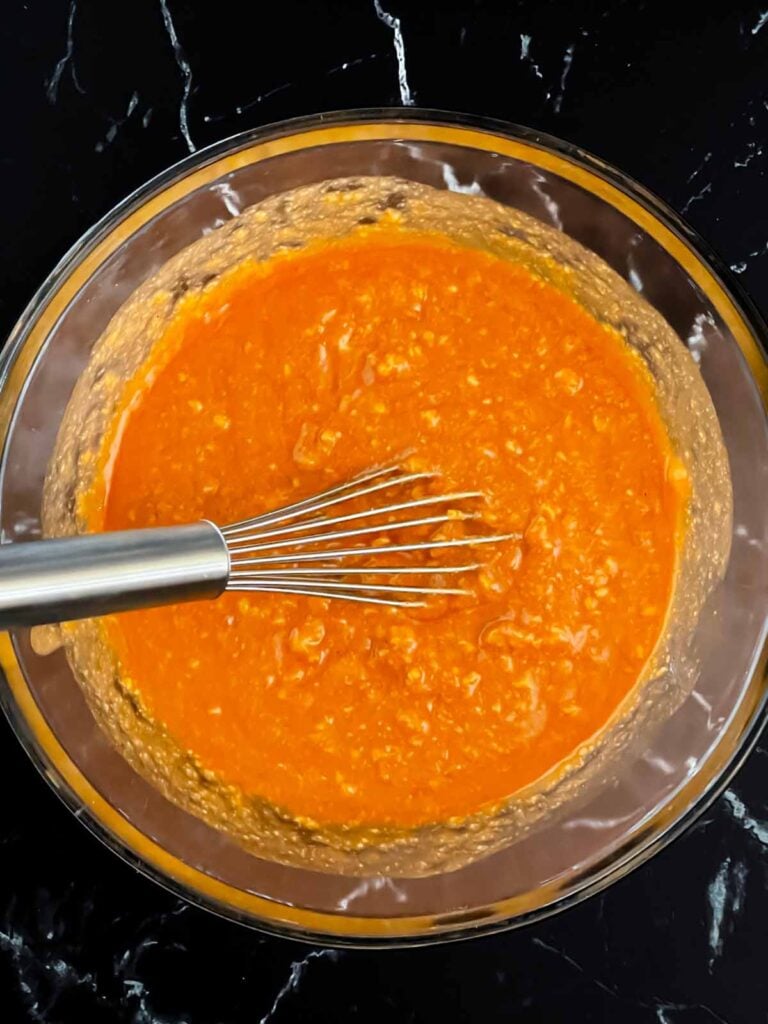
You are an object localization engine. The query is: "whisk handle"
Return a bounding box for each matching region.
[0,522,229,629]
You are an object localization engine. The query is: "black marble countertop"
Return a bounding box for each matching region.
[2,1,768,1021]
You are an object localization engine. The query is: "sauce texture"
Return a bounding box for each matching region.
[92,231,684,828]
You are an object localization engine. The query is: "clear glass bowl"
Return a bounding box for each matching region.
[1,110,766,946]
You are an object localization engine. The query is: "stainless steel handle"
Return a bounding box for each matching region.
[0,522,229,629]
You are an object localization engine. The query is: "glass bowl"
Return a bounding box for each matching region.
[1,109,766,946]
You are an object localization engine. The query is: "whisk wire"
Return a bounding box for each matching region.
[228,532,512,569]
[223,490,483,543]
[221,466,437,535]
[0,464,515,625]
[225,512,478,554]
[228,563,480,577]
[218,467,517,606]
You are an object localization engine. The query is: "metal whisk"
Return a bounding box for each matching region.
[0,465,513,628]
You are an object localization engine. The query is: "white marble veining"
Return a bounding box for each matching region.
[258,949,339,1024]
[0,914,107,1023]
[95,91,141,153]
[158,0,196,153]
[535,937,731,1021]
[46,0,84,103]
[236,83,293,118]
[519,33,544,79]
[553,43,575,114]
[113,905,191,1022]
[733,140,763,168]
[707,856,747,970]
[751,10,768,34]
[724,789,768,846]
[686,151,712,184]
[325,52,381,77]
[373,0,414,106]
[532,937,613,992]
[656,1005,729,1024]
[202,53,381,126]
[681,181,712,215]
[707,857,729,968]
[733,239,768,275]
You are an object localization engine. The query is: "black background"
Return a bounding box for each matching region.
[1,1,767,1021]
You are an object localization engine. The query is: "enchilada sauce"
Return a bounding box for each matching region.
[94,231,685,828]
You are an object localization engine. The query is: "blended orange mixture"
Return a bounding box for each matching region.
[90,231,685,829]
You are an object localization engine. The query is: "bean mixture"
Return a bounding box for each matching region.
[91,231,685,828]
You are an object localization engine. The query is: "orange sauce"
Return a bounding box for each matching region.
[91,230,685,828]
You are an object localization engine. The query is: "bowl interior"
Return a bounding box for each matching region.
[1,119,767,941]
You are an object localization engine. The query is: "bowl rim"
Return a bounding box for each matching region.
[1,106,767,947]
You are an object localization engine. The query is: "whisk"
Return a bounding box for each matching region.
[0,465,514,629]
